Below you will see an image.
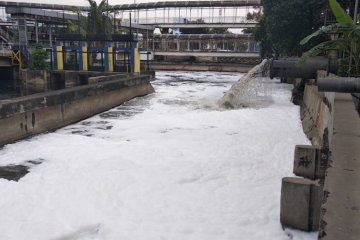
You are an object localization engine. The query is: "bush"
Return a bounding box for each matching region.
[29,44,49,70]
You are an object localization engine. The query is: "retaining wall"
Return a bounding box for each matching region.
[301,75,335,148]
[150,61,254,73]
[0,74,154,146]
[280,71,335,232]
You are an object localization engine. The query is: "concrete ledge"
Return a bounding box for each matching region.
[294,145,329,180]
[0,74,154,146]
[319,93,360,240]
[150,62,254,73]
[88,73,127,84]
[281,177,322,231]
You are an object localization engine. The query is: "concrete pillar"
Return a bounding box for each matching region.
[35,20,39,44]
[176,40,180,51]
[49,25,52,47]
[18,19,28,46]
[281,177,323,231]
[294,145,329,180]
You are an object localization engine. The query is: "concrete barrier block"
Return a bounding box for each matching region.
[294,145,329,180]
[280,177,322,231]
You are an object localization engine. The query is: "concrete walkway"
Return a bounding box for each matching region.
[320,93,360,240]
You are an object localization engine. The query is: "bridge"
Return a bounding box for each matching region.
[152,33,259,56]
[114,0,260,29]
[122,16,257,28]
[0,0,261,67]
[0,0,261,35]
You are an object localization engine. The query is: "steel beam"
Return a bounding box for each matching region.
[154,23,257,28]
[154,51,260,58]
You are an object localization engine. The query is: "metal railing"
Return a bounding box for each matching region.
[123,16,257,25]
[152,38,260,53]
[0,43,11,56]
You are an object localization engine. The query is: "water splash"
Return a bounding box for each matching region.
[218,60,272,109]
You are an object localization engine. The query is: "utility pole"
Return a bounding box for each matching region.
[354,0,359,24]
[107,0,109,15]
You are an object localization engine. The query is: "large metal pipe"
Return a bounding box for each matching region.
[317,77,360,93]
[270,57,335,80]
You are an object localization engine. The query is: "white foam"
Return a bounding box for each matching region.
[0,71,314,240]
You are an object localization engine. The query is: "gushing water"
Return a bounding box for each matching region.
[218,60,272,109]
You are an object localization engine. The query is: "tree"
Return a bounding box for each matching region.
[86,0,112,36]
[29,44,49,70]
[254,0,327,57]
[300,0,360,76]
[67,0,114,37]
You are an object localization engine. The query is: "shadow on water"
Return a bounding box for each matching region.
[59,94,154,137]
[99,95,152,120]
[0,158,44,181]
[155,72,239,87]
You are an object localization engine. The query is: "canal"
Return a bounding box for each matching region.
[0,71,316,240]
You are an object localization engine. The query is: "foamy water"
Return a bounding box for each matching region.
[0,71,315,240]
[219,60,272,109]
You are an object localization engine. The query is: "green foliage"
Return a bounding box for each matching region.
[68,16,87,36]
[29,44,49,70]
[246,10,262,22]
[300,23,353,45]
[86,0,112,36]
[329,0,354,24]
[68,0,113,37]
[253,0,327,57]
[300,0,360,76]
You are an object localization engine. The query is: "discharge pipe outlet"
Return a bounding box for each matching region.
[317,77,360,93]
[270,57,335,80]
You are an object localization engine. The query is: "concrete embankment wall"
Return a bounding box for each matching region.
[150,61,254,73]
[0,74,154,146]
[280,71,335,232]
[301,77,335,149]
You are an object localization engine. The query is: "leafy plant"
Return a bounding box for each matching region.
[299,0,360,76]
[86,0,112,36]
[253,0,327,57]
[29,44,49,70]
[67,0,113,37]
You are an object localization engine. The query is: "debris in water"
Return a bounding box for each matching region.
[0,158,44,181]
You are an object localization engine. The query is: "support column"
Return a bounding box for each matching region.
[107,45,114,72]
[49,25,52,47]
[78,12,81,34]
[35,20,39,44]
[18,19,28,46]
[131,42,140,73]
[113,12,116,34]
